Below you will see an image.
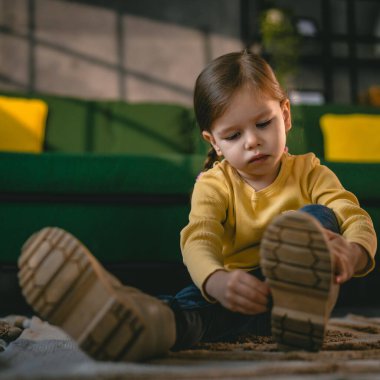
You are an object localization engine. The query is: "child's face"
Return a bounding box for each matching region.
[202,86,291,189]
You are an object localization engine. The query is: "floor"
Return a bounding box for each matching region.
[2,266,380,379]
[2,313,380,380]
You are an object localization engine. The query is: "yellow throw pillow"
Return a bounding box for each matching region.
[320,114,380,162]
[0,96,48,153]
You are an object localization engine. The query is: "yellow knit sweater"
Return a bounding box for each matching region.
[180,153,377,295]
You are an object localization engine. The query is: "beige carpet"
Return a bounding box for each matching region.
[2,314,380,379]
[151,314,380,379]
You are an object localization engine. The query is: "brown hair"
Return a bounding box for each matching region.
[193,51,288,170]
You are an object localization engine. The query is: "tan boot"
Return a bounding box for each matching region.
[260,211,338,352]
[18,227,176,362]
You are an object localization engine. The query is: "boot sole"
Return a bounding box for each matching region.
[18,227,145,361]
[260,212,333,352]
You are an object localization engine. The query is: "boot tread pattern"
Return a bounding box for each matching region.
[81,302,144,361]
[18,228,90,319]
[261,215,332,292]
[261,212,333,352]
[18,227,145,361]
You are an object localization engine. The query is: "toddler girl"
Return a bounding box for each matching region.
[18,51,376,361]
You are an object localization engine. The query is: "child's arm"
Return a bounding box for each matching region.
[204,269,271,315]
[307,157,377,275]
[324,229,370,284]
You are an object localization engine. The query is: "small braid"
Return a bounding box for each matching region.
[203,146,220,171]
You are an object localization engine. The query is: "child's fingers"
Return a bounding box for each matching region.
[323,228,335,236]
[250,277,271,297]
[323,228,339,241]
[230,280,269,307]
[333,255,345,284]
[223,270,270,313]
[238,270,271,296]
[323,230,355,284]
[222,282,269,314]
[333,251,353,284]
[231,295,268,315]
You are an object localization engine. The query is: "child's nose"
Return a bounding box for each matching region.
[244,131,259,150]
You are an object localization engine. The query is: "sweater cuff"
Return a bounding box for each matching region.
[200,269,226,303]
[348,239,376,277]
[187,263,225,303]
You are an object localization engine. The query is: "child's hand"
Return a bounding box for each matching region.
[204,269,271,315]
[323,229,369,284]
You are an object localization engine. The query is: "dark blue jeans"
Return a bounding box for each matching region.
[164,205,340,350]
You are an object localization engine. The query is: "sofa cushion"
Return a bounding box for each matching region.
[293,105,380,159]
[320,114,380,162]
[0,96,48,153]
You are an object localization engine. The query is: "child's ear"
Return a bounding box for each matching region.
[202,131,223,156]
[282,99,292,133]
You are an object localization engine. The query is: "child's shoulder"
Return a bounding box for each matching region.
[193,161,233,200]
[288,152,321,169]
[284,152,329,179]
[196,160,233,183]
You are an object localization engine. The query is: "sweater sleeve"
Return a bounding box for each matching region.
[306,156,377,276]
[180,170,229,298]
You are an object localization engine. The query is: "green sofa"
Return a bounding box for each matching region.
[1,92,380,313]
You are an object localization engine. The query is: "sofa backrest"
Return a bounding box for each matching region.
[44,96,201,155]
[1,92,199,155]
[0,91,323,158]
[2,91,379,160]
